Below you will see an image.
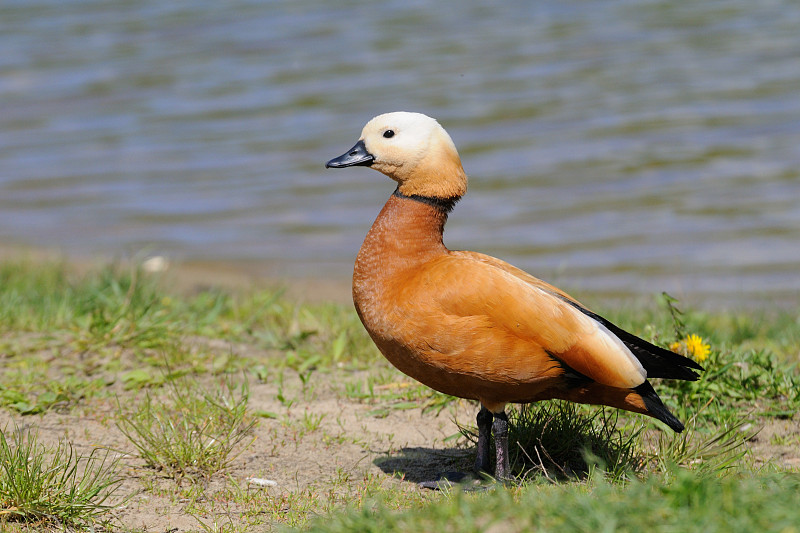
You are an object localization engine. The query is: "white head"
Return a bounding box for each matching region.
[326,112,467,199]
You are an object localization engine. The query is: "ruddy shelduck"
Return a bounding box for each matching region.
[325,112,703,480]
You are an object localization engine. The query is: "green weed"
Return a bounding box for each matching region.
[647,401,754,476]
[341,373,454,418]
[459,401,645,482]
[116,376,257,483]
[0,260,382,416]
[0,426,122,529]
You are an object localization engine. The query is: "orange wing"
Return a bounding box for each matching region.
[400,253,647,390]
[451,250,584,306]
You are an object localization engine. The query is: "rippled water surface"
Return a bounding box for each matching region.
[1,0,799,304]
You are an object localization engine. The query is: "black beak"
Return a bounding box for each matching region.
[325,140,374,168]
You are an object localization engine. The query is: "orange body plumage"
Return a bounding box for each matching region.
[327,112,702,479]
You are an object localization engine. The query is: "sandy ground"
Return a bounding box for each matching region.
[0,366,480,531]
[2,362,799,532]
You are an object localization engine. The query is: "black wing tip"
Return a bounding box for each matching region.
[614,326,705,376]
[555,295,705,381]
[680,356,705,372]
[593,312,705,378]
[634,382,685,433]
[683,370,701,382]
[650,364,702,382]
[611,325,705,381]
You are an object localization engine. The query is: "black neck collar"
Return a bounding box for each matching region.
[392,188,460,213]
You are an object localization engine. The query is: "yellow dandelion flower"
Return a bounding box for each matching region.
[684,334,710,362]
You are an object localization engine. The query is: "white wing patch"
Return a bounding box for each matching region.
[527,281,647,389]
[591,318,647,387]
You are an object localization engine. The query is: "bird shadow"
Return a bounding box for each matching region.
[373,446,475,484]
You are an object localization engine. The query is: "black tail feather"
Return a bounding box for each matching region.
[634,382,684,432]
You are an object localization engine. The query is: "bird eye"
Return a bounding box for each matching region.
[383,130,395,139]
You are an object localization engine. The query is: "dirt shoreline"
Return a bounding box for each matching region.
[0,369,475,531]
[0,242,353,305]
[2,241,798,312]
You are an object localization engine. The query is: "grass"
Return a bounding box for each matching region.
[456,399,751,486]
[0,426,122,530]
[0,260,378,415]
[304,469,800,532]
[0,260,371,361]
[116,376,257,483]
[0,259,799,530]
[340,369,454,418]
[460,402,647,482]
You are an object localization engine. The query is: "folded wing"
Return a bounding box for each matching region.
[407,254,641,390]
[446,250,703,382]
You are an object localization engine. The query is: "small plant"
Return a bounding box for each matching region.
[343,373,454,418]
[655,294,800,420]
[661,291,688,342]
[0,425,122,528]
[647,401,753,476]
[459,401,645,482]
[68,264,182,353]
[301,411,326,433]
[116,376,257,483]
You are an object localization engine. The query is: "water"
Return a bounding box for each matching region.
[1,0,799,306]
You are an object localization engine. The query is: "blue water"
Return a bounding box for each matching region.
[1,0,799,304]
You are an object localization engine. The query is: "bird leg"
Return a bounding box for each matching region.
[474,406,493,474]
[493,410,511,481]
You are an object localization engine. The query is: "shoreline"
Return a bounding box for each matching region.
[0,242,796,312]
[0,242,353,305]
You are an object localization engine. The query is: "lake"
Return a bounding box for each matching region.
[1,0,799,307]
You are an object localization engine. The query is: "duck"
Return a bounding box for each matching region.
[325,111,703,481]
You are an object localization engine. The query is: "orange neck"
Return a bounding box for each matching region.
[353,190,454,297]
